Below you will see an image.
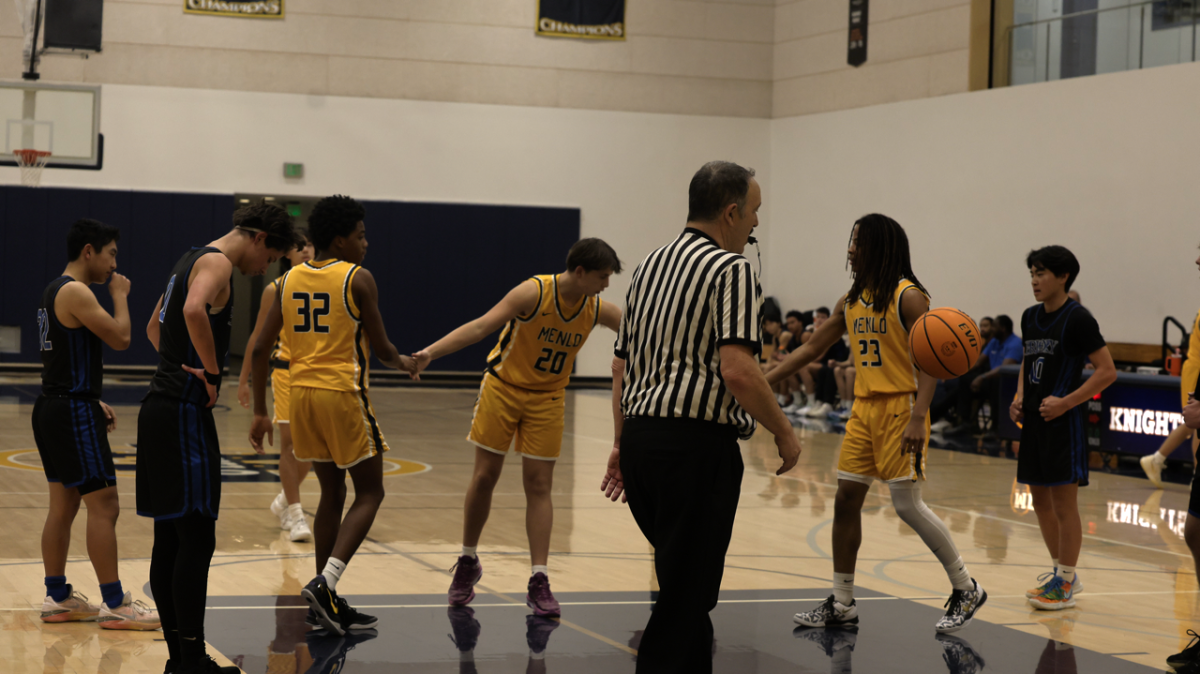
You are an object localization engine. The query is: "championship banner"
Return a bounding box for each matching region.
[537,0,625,40]
[184,0,284,19]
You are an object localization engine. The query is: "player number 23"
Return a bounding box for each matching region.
[534,348,568,375]
[292,292,331,334]
[859,339,882,368]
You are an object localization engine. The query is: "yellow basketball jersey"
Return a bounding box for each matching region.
[486,274,601,392]
[1189,310,1200,363]
[845,279,927,398]
[268,278,289,363]
[278,259,368,392]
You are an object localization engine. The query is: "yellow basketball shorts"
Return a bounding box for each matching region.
[839,393,930,484]
[467,373,565,461]
[1182,362,1200,409]
[271,368,291,425]
[290,386,389,469]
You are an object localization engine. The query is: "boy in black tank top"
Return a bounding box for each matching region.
[136,203,296,674]
[1011,246,1115,611]
[34,219,160,631]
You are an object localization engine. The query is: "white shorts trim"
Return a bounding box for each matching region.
[294,451,377,470]
[517,451,558,462]
[837,470,875,485]
[468,439,509,456]
[275,420,290,425]
[883,474,918,484]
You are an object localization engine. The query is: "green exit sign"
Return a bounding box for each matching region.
[283,162,304,178]
[286,203,302,217]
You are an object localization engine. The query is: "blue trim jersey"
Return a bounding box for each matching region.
[147,247,234,406]
[38,276,103,399]
[1019,299,1105,417]
[1017,298,1106,487]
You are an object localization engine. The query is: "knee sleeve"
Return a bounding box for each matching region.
[888,481,961,567]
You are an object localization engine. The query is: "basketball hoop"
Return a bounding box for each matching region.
[13,149,51,186]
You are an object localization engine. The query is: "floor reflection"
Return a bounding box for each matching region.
[205,589,1164,673]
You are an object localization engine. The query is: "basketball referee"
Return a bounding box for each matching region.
[601,161,801,674]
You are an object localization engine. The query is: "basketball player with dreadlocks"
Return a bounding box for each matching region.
[767,214,986,637]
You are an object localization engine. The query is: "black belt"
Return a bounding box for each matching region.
[270,359,290,371]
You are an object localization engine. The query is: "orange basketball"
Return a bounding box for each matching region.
[909,307,984,380]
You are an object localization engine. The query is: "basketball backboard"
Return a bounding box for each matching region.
[0,81,101,169]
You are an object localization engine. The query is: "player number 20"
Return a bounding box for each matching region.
[534,348,568,375]
[292,292,331,334]
[859,339,882,367]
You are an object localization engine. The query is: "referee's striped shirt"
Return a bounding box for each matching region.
[615,227,764,439]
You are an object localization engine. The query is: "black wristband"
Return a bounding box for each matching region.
[204,370,221,386]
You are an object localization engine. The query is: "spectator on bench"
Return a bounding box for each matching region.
[763,315,795,406]
[794,307,850,418]
[779,311,807,412]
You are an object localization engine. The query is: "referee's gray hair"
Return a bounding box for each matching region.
[687,161,756,223]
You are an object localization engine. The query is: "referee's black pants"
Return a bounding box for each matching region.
[620,417,744,674]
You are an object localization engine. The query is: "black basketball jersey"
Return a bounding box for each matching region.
[148,247,233,405]
[1020,299,1106,418]
[37,276,104,399]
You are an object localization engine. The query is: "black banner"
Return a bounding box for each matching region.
[848,0,868,67]
[537,0,625,40]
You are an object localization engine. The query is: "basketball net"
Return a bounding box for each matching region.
[14,149,51,186]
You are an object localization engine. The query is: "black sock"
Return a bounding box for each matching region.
[164,629,182,663]
[179,632,207,664]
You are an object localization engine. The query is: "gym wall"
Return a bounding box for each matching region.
[766,61,1200,345]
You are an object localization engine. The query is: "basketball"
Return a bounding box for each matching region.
[909,308,984,380]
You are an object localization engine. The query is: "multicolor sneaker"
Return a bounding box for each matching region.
[792,625,858,657]
[271,492,290,530]
[935,579,987,633]
[447,607,481,652]
[41,588,100,622]
[936,634,985,674]
[98,592,161,630]
[448,555,482,606]
[1027,571,1082,598]
[1028,575,1074,610]
[526,614,560,655]
[793,595,859,628]
[526,573,561,617]
[1167,629,1200,669]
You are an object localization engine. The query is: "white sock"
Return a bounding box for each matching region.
[531,565,548,578]
[833,572,854,605]
[1059,564,1075,582]
[1154,451,1166,466]
[777,393,789,405]
[462,546,477,559]
[792,391,805,405]
[1052,557,1060,574]
[322,557,347,592]
[286,503,304,521]
[944,557,974,592]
